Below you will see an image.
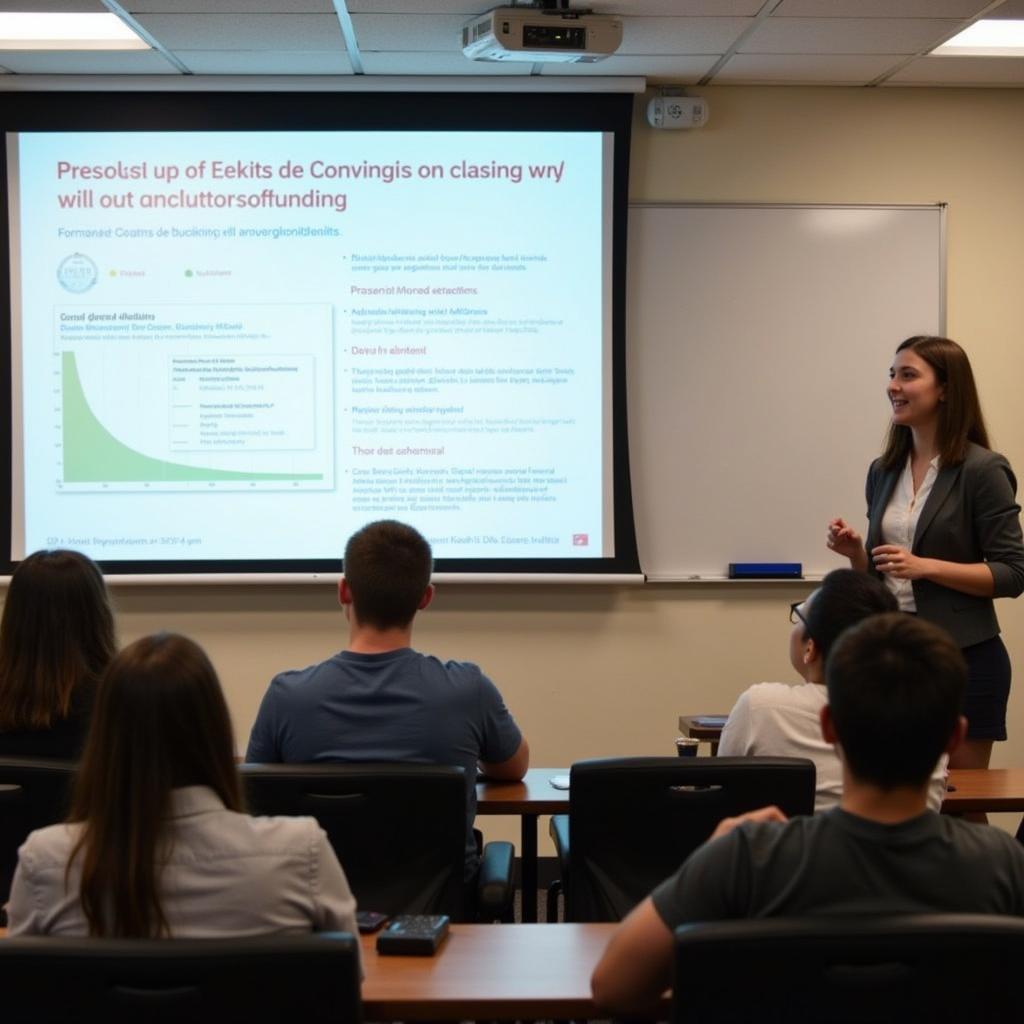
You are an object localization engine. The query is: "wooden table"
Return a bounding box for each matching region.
[669,727,1024,817]
[477,768,568,923]
[0,923,640,1020]
[943,768,1024,813]
[361,923,637,1020]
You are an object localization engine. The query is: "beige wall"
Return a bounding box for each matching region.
[108,85,1024,843]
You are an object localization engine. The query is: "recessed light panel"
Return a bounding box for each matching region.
[933,18,1024,56]
[0,12,149,51]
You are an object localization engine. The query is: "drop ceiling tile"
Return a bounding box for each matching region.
[128,1,333,9]
[990,0,1024,15]
[347,0,762,10]
[347,1,495,11]
[885,54,1024,83]
[610,0,762,11]
[352,13,466,51]
[741,17,963,54]
[773,0,991,16]
[359,50,532,73]
[0,49,178,73]
[133,13,344,50]
[0,0,105,10]
[620,16,751,54]
[176,48,353,73]
[714,52,903,82]
[538,54,716,79]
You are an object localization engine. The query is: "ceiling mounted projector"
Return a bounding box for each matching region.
[462,5,623,64]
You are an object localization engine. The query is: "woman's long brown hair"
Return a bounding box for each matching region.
[880,336,990,470]
[0,549,115,731]
[67,633,243,938]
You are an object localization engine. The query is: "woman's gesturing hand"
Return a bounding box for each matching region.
[872,544,931,580]
[827,517,863,558]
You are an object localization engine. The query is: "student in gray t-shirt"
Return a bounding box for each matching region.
[591,612,1024,1018]
[246,520,529,879]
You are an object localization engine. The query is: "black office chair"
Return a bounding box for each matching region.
[547,756,816,922]
[1,933,360,1024]
[672,914,1024,1023]
[0,758,78,907]
[240,762,514,922]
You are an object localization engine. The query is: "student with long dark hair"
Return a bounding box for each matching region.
[0,549,115,758]
[6,633,357,938]
[828,336,1024,770]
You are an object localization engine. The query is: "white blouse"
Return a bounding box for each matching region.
[879,454,940,612]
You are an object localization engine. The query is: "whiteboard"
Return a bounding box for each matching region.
[627,204,945,581]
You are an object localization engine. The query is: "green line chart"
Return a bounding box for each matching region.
[61,351,324,485]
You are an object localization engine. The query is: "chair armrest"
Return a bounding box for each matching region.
[477,840,515,921]
[549,813,570,877]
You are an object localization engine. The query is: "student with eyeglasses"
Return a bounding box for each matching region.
[718,569,949,812]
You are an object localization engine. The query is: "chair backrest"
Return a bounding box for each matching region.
[672,914,1024,1023]
[239,762,467,917]
[1,933,360,1024]
[0,758,78,904]
[567,756,815,921]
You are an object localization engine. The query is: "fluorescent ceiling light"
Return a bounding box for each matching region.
[0,12,149,51]
[933,19,1024,57]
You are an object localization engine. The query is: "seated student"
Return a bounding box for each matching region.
[0,549,116,759]
[246,519,529,880]
[591,613,1024,1017]
[718,569,948,812]
[6,633,357,938]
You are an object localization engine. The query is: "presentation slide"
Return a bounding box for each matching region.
[7,129,615,567]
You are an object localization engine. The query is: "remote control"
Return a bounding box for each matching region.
[376,914,450,956]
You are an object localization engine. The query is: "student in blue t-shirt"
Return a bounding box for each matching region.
[246,519,529,879]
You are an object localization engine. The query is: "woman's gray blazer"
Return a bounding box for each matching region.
[864,442,1024,649]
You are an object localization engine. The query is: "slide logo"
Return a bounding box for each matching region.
[573,533,589,547]
[57,253,97,294]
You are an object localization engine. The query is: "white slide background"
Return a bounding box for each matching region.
[11,130,613,563]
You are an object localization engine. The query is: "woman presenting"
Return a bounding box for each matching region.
[828,335,1024,770]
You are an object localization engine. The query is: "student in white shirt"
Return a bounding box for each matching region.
[718,568,949,812]
[5,632,357,940]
